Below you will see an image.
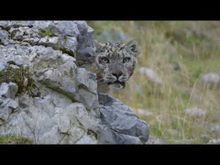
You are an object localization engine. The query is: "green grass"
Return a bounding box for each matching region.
[88,21,220,144]
[0,135,32,144]
[39,28,54,37]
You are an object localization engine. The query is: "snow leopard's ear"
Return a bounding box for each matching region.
[94,40,106,53]
[125,40,139,56]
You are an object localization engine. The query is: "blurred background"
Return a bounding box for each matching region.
[88,21,220,144]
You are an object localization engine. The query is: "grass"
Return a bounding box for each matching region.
[0,135,32,144]
[39,28,54,37]
[88,21,220,144]
[0,65,37,96]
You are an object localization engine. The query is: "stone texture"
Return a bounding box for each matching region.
[98,94,149,144]
[0,93,98,144]
[0,82,18,99]
[0,21,149,144]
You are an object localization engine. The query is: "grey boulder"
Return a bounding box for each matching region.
[98,94,149,144]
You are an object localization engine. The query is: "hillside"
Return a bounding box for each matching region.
[88,21,220,144]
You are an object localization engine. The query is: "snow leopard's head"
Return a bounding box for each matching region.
[95,40,139,89]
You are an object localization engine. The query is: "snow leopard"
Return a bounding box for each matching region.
[95,40,139,92]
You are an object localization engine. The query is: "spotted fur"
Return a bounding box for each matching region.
[95,40,139,92]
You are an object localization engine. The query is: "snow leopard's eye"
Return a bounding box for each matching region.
[99,57,110,64]
[123,57,131,63]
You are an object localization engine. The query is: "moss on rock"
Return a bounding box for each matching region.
[39,28,54,37]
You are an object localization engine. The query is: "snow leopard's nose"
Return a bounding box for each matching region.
[112,72,123,80]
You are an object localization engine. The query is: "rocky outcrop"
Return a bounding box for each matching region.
[0,21,149,144]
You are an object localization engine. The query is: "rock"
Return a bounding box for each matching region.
[0,82,18,99]
[0,61,6,71]
[209,124,220,133]
[201,73,220,87]
[0,21,35,29]
[139,67,163,85]
[208,139,220,144]
[76,47,96,67]
[50,21,80,36]
[38,36,59,47]
[0,98,18,122]
[184,107,206,117]
[0,44,99,110]
[0,29,9,45]
[30,47,99,110]
[98,94,149,144]
[146,136,166,144]
[0,21,149,144]
[60,36,78,53]
[0,21,9,28]
[76,22,96,67]
[0,93,99,144]
[135,109,153,117]
[0,21,93,56]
